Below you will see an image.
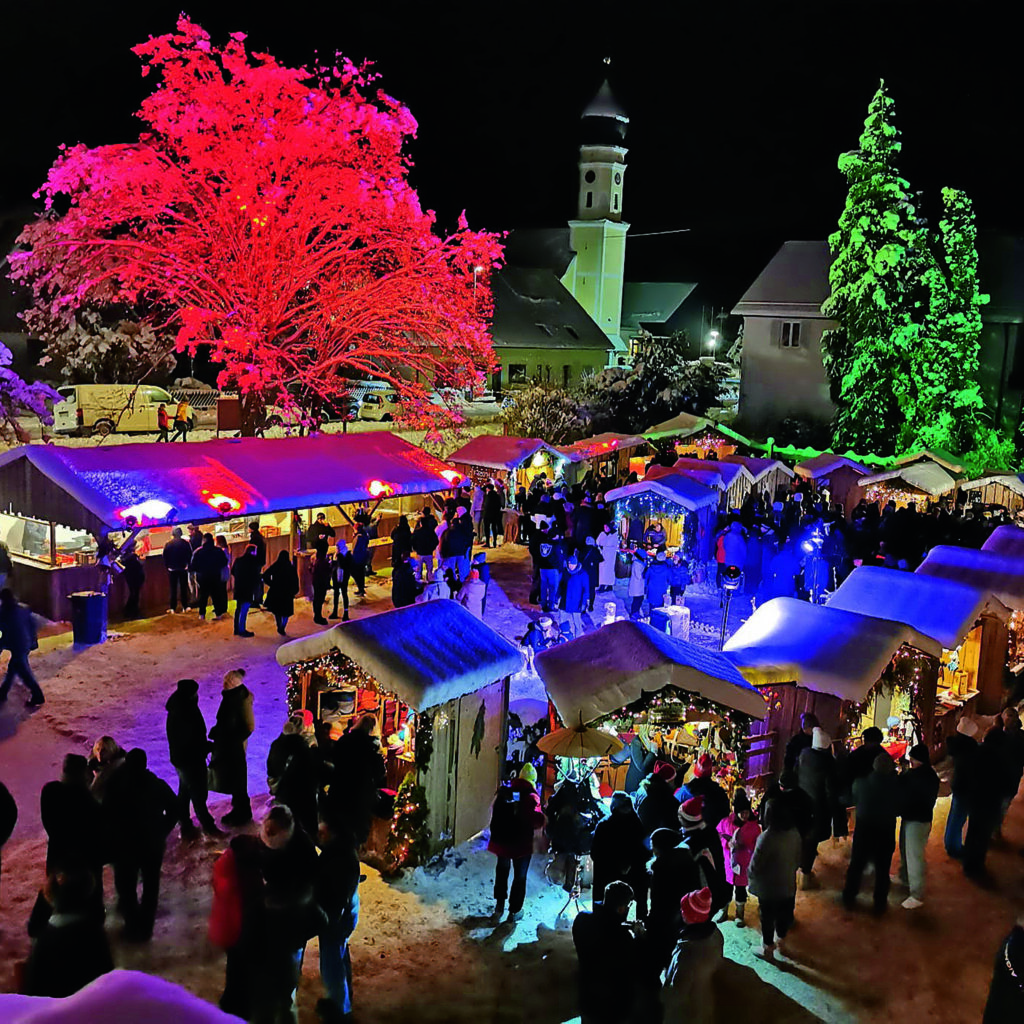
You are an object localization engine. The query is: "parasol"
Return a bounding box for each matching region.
[537,721,624,760]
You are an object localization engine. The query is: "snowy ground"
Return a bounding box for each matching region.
[1,544,1022,1022]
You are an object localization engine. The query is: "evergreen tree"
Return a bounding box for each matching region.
[821,81,931,454]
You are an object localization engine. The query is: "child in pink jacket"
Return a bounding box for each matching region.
[716,789,761,927]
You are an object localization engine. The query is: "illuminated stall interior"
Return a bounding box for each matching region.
[537,620,767,799]
[857,457,959,511]
[558,432,649,488]
[446,436,568,492]
[960,473,1024,518]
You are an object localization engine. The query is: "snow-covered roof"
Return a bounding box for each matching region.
[963,474,1024,498]
[643,412,712,440]
[893,449,967,474]
[793,453,870,481]
[0,434,459,533]
[537,620,767,724]
[858,459,958,496]
[983,524,1024,557]
[917,544,1024,611]
[724,597,940,702]
[447,436,564,472]
[582,79,629,123]
[827,565,1004,649]
[605,473,719,512]
[721,454,795,483]
[731,241,832,319]
[276,600,521,711]
[648,457,749,489]
[558,432,649,462]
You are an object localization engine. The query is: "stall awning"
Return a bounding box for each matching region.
[643,413,752,447]
[723,597,940,702]
[963,475,1024,499]
[827,565,1003,650]
[446,436,563,472]
[983,524,1024,558]
[536,620,767,724]
[647,457,749,490]
[893,448,967,475]
[917,544,1024,611]
[858,459,958,496]
[0,433,458,533]
[792,454,869,481]
[558,432,648,462]
[275,599,521,711]
[721,454,795,483]
[605,473,719,512]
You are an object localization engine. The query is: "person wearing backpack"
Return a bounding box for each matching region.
[487,764,544,922]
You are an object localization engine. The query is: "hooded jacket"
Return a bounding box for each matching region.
[561,562,589,613]
[165,685,210,769]
[645,558,672,608]
[487,778,544,859]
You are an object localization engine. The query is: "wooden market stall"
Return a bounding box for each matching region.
[857,457,959,511]
[447,436,567,492]
[276,600,522,860]
[961,474,1024,517]
[0,434,460,622]
[557,432,650,488]
[724,597,945,782]
[983,524,1024,558]
[605,472,719,562]
[646,456,750,512]
[792,454,870,518]
[536,620,767,797]
[643,413,753,462]
[720,455,795,505]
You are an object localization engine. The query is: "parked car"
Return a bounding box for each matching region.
[357,391,402,421]
[52,384,177,436]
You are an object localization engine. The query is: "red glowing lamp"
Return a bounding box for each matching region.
[202,490,242,514]
[117,499,175,524]
[440,469,462,486]
[368,479,394,498]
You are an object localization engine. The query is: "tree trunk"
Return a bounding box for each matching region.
[239,391,265,437]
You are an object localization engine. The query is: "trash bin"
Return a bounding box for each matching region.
[69,591,107,646]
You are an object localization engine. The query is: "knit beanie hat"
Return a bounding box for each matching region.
[956,716,979,738]
[653,761,677,783]
[693,753,713,778]
[176,678,199,696]
[610,791,633,814]
[650,828,681,852]
[680,886,713,924]
[586,535,596,546]
[518,763,538,787]
[656,550,667,561]
[811,727,831,750]
[678,795,704,826]
[908,743,930,765]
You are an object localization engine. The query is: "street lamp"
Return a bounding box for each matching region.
[473,265,484,297]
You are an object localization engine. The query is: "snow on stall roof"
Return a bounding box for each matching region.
[0,434,458,530]
[858,459,958,496]
[446,436,564,472]
[643,411,711,440]
[537,620,767,724]
[917,544,1024,611]
[275,599,522,711]
[721,454,795,482]
[605,473,719,512]
[557,432,648,462]
[792,453,870,481]
[964,474,1024,499]
[647,457,749,489]
[723,597,940,702]
[982,524,1024,557]
[827,565,1003,650]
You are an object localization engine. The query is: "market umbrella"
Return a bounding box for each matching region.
[537,721,624,760]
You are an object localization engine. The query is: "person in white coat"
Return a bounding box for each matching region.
[597,524,619,591]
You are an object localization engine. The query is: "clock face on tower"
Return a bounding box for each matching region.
[614,172,622,185]
[584,170,596,183]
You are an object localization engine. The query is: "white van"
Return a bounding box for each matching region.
[52,384,177,436]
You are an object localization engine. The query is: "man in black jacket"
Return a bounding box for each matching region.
[211,669,255,826]
[784,712,819,770]
[104,748,178,940]
[190,534,229,620]
[0,587,44,707]
[316,815,361,1020]
[248,522,268,607]
[163,527,192,613]
[843,752,899,913]
[311,550,332,625]
[165,679,222,838]
[307,513,336,558]
[231,544,261,637]
[895,743,939,909]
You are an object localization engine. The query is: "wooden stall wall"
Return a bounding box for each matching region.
[452,677,509,846]
[978,613,1011,714]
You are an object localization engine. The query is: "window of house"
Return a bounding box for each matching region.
[613,193,619,212]
[780,321,802,348]
[586,192,593,209]
[509,364,527,385]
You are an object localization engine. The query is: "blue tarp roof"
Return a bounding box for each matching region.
[605,472,719,512]
[827,565,1001,650]
[0,434,458,531]
[276,599,522,710]
[537,620,767,724]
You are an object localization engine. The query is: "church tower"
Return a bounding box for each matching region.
[562,78,630,362]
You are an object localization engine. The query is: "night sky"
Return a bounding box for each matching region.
[2,1,1021,298]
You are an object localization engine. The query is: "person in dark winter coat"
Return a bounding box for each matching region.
[391,554,423,609]
[487,764,544,921]
[573,880,646,1024]
[895,743,939,908]
[844,726,884,789]
[103,747,178,939]
[330,542,353,621]
[190,534,229,619]
[663,886,724,1024]
[983,915,1024,1024]
[645,550,672,610]
[267,712,320,842]
[0,588,44,707]
[263,551,299,635]
[22,866,113,997]
[311,550,333,625]
[316,815,361,1019]
[39,756,104,889]
[324,715,386,845]
[944,717,1003,878]
[163,527,192,612]
[121,547,146,619]
[579,535,601,611]
[411,515,439,578]
[483,484,504,548]
[248,522,268,607]
[635,762,681,837]
[389,515,412,567]
[590,791,649,915]
[748,798,802,959]
[0,779,16,903]
[842,752,899,913]
[308,513,336,558]
[668,552,690,603]
[560,554,589,637]
[165,678,221,838]
[761,769,814,838]
[535,531,562,613]
[230,544,261,637]
[210,668,255,826]
[675,754,730,831]
[784,712,819,770]
[350,526,369,596]
[647,828,701,971]
[471,549,491,583]
[796,727,840,885]
[678,795,730,912]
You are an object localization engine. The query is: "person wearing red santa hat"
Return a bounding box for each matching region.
[674,753,730,831]
[678,796,729,913]
[662,886,724,1023]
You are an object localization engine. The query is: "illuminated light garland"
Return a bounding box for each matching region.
[863,484,932,510]
[385,772,429,872]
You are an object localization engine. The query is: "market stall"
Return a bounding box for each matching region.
[536,620,766,796]
[276,600,521,863]
[643,412,753,462]
[605,472,719,561]
[0,434,460,622]
[961,474,1024,517]
[446,436,567,492]
[724,597,943,781]
[857,456,959,511]
[792,454,870,518]
[721,455,794,505]
[983,524,1024,558]
[647,456,750,511]
[557,432,649,488]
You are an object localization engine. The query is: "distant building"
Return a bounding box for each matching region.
[733,236,1024,438]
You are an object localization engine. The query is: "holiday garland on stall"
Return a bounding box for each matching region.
[385,771,430,872]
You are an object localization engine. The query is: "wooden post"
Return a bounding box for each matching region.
[977,613,1010,715]
[49,521,57,566]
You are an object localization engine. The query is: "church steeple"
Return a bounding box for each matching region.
[576,77,628,221]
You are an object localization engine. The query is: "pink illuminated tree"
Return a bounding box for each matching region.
[10,17,502,434]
